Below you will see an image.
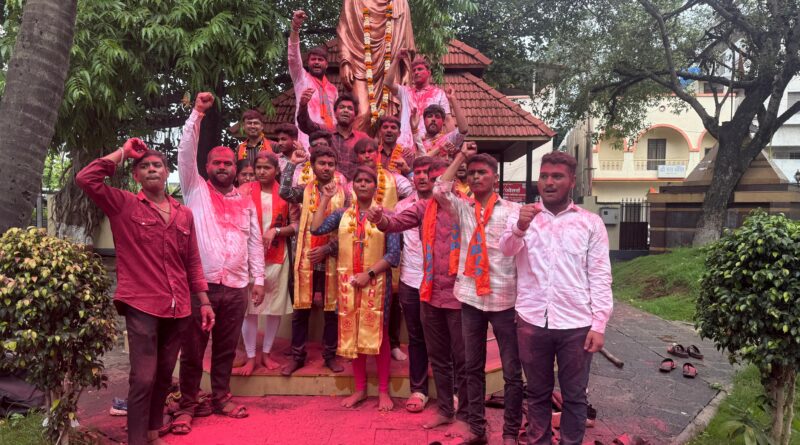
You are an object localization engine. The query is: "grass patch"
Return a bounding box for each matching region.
[0,412,46,445]
[612,247,705,322]
[689,365,800,445]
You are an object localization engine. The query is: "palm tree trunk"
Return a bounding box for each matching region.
[0,0,78,233]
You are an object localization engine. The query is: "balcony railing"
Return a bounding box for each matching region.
[635,159,689,171]
[598,160,623,171]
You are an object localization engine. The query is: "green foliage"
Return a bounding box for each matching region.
[0,227,117,443]
[697,210,800,375]
[0,412,48,445]
[612,247,704,322]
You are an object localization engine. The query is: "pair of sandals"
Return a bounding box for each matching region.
[660,344,702,378]
[167,393,248,435]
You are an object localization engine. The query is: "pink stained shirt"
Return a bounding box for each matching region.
[378,195,461,309]
[499,201,613,333]
[76,159,208,319]
[391,193,424,289]
[288,38,338,149]
[177,110,265,288]
[396,84,450,149]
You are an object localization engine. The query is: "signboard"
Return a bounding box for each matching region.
[495,182,528,203]
[657,164,686,178]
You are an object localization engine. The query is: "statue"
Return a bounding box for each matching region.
[336,0,416,130]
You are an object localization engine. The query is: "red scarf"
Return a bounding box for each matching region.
[250,180,289,264]
[419,199,461,302]
[464,193,498,296]
[237,136,272,161]
[309,75,335,129]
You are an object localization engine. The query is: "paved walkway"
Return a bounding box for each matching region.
[77,302,735,445]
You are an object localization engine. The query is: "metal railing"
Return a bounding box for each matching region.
[635,158,689,171]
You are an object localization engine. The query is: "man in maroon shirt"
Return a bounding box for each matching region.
[76,139,212,445]
[366,159,470,434]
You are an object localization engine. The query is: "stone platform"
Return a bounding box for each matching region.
[199,335,506,398]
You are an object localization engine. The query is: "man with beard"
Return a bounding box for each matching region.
[273,122,307,182]
[376,115,416,177]
[415,98,469,160]
[298,91,368,180]
[77,139,211,445]
[173,92,265,434]
[279,146,348,375]
[433,144,523,445]
[289,10,338,148]
[500,152,612,445]
[386,52,453,148]
[236,109,273,164]
[454,143,475,198]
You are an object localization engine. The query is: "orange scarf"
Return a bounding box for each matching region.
[309,75,335,129]
[464,193,498,296]
[419,199,461,302]
[237,136,272,161]
[250,180,289,264]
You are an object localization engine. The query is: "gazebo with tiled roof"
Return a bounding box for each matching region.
[264,39,555,201]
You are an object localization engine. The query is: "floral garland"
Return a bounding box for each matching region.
[308,179,320,213]
[375,163,387,205]
[363,2,393,124]
[347,205,376,247]
[385,144,405,174]
[300,161,313,184]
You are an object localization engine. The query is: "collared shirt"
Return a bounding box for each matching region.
[396,84,451,148]
[379,143,416,177]
[433,178,519,311]
[76,159,208,318]
[499,202,614,333]
[380,195,460,309]
[178,110,265,288]
[296,103,368,180]
[392,193,424,288]
[414,129,466,158]
[288,38,338,148]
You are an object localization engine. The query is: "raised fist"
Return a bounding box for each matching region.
[290,148,309,165]
[292,10,307,30]
[194,92,214,113]
[409,106,420,130]
[122,138,148,160]
[516,203,541,232]
[321,181,338,198]
[460,141,478,158]
[445,87,455,99]
[300,88,315,106]
[366,206,384,224]
[398,48,410,61]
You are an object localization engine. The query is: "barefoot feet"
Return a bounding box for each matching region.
[261,353,281,370]
[231,358,255,376]
[378,392,394,412]
[422,413,454,429]
[341,390,368,408]
[445,419,471,438]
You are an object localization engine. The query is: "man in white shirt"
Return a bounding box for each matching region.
[499,151,613,445]
[174,93,265,431]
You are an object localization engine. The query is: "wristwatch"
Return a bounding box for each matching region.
[275,227,282,236]
[368,269,376,279]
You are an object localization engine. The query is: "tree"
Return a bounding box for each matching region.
[0,0,475,236]
[0,227,117,444]
[697,210,800,445]
[0,0,78,234]
[527,0,800,244]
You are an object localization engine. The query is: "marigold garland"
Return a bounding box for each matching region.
[363,2,393,124]
[308,179,320,213]
[384,144,406,174]
[300,161,312,184]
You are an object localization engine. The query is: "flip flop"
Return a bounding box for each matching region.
[170,412,192,435]
[405,392,429,413]
[687,345,704,360]
[157,413,173,437]
[682,363,697,378]
[659,358,676,372]
[215,400,249,418]
[667,343,689,358]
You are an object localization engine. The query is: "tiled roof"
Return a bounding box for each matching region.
[264,39,554,141]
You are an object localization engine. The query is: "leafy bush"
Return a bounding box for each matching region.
[697,210,800,445]
[0,227,117,444]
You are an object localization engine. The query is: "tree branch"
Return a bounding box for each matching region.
[703,0,759,43]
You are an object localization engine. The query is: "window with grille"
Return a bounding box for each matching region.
[647,139,667,170]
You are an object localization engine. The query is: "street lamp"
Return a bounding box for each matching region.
[795,169,800,185]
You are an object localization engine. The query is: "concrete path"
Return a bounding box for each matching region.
[76,302,735,445]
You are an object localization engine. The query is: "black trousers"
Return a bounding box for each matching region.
[398,281,429,394]
[518,320,592,445]
[421,301,468,420]
[290,270,337,363]
[178,284,248,414]
[122,304,187,445]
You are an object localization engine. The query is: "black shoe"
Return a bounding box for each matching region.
[281,360,303,376]
[325,358,344,373]
[463,434,488,445]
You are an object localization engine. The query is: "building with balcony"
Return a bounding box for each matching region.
[765,76,800,182]
[563,82,733,203]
